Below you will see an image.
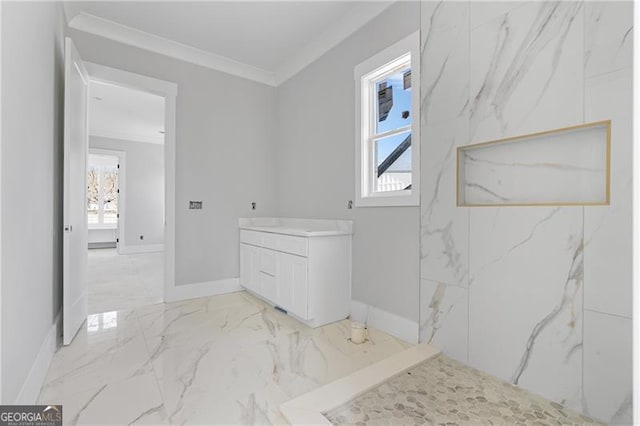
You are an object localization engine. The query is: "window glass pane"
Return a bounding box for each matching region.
[87,166,99,224]
[102,166,118,224]
[375,67,412,135]
[374,131,412,193]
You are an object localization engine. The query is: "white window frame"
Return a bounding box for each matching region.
[354,32,420,207]
[87,149,125,233]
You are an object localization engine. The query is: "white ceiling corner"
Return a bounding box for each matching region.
[69,12,277,86]
[273,1,394,86]
[65,2,395,87]
[89,80,166,145]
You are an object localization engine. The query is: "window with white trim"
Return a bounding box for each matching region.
[87,154,119,228]
[355,32,420,207]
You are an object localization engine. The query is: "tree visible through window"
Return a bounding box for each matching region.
[87,154,119,226]
[87,166,100,224]
[103,169,118,224]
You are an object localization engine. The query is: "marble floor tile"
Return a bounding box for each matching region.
[39,291,412,425]
[155,336,273,423]
[40,372,167,426]
[245,330,360,399]
[88,248,163,314]
[39,310,152,399]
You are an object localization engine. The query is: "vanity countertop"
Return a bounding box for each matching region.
[239,217,353,237]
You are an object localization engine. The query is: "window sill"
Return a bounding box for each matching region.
[355,192,419,208]
[88,225,117,230]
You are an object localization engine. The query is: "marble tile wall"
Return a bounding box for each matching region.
[583,1,634,421]
[419,1,633,423]
[459,124,609,205]
[419,2,470,367]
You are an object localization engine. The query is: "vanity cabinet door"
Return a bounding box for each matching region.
[277,253,308,319]
[240,243,259,293]
[258,249,278,302]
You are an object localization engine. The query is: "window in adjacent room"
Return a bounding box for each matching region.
[87,154,119,227]
[354,32,420,207]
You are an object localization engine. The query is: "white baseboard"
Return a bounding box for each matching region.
[16,312,61,404]
[165,277,242,303]
[118,244,164,254]
[88,242,117,249]
[350,300,419,344]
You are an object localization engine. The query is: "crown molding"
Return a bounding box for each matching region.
[68,2,395,88]
[89,129,164,145]
[69,12,277,86]
[273,1,394,86]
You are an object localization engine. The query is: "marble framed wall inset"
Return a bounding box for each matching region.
[457,120,611,207]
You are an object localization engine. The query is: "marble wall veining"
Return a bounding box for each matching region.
[418,1,633,424]
[459,123,609,206]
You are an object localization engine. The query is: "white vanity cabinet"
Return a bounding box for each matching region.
[238,219,352,328]
[275,251,308,318]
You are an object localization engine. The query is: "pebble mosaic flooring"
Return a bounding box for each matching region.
[325,354,602,425]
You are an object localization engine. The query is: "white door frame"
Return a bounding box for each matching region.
[87,148,126,252]
[85,62,177,302]
[63,37,90,345]
[0,0,4,403]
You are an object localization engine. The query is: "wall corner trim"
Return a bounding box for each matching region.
[68,2,395,88]
[70,13,277,87]
[15,312,62,404]
[273,1,395,86]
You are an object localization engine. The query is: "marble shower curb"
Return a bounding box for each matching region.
[279,343,440,424]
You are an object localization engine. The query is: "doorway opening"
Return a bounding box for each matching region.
[85,78,166,314]
[87,151,120,249]
[63,42,177,344]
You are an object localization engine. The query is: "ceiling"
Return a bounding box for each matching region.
[63,1,393,86]
[89,81,165,144]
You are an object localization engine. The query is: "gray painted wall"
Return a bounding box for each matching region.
[1,1,66,402]
[275,2,421,322]
[69,29,279,286]
[90,136,165,247]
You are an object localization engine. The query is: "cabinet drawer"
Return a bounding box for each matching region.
[240,229,308,257]
[258,249,276,276]
[240,230,261,246]
[276,235,307,257]
[259,272,277,302]
[259,232,278,251]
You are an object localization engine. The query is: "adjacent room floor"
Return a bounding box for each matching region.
[88,248,163,314]
[38,291,411,425]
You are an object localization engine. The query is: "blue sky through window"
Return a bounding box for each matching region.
[375,67,412,161]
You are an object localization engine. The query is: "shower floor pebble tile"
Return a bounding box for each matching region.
[325,354,602,425]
